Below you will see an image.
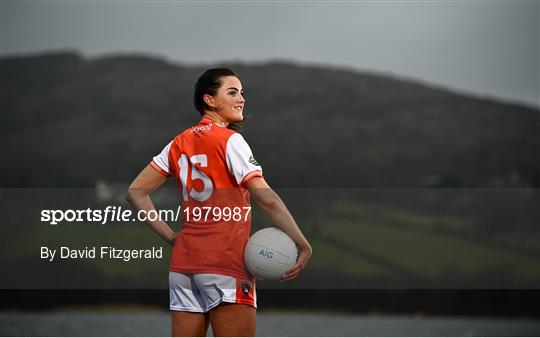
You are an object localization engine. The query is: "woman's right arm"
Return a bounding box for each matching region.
[125,164,177,245]
[246,176,312,282]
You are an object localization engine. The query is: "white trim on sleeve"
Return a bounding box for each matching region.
[226,133,263,185]
[152,141,173,175]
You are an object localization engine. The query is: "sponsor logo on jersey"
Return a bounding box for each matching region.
[249,155,259,166]
[190,124,213,133]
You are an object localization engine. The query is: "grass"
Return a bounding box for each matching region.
[316,218,540,283]
[331,201,474,235]
[308,238,391,278]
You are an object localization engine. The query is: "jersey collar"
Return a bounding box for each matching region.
[200,117,226,128]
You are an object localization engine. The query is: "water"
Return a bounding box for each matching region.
[1,311,539,336]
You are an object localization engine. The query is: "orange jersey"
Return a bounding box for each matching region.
[150,118,262,281]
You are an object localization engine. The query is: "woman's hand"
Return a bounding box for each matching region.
[281,243,312,283]
[169,232,178,247]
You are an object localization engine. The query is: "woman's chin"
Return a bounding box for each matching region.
[219,111,243,123]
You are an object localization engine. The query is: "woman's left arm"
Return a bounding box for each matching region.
[246,176,312,282]
[125,164,177,245]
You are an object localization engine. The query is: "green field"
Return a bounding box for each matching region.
[309,200,540,287]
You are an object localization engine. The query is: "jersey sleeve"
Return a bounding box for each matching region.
[226,133,263,186]
[150,141,173,176]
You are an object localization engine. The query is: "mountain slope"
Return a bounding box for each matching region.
[1,52,539,187]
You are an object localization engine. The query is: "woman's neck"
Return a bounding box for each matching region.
[202,112,228,127]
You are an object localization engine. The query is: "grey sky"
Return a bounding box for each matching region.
[2,1,539,108]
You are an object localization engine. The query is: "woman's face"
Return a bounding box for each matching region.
[205,76,245,123]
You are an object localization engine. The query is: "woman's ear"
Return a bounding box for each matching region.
[203,94,214,108]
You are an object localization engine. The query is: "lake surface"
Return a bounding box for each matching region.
[1,311,539,336]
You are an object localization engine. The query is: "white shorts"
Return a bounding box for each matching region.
[169,272,257,313]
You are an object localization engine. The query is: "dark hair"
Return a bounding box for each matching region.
[193,68,244,132]
[194,68,236,115]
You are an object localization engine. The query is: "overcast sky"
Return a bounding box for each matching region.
[2,1,539,108]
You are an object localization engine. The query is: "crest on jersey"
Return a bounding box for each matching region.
[249,155,259,166]
[241,281,252,294]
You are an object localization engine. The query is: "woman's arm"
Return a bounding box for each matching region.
[246,176,312,282]
[125,164,177,245]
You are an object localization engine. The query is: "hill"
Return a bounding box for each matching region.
[2,51,539,188]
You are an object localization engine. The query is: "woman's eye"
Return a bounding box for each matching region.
[229,92,236,96]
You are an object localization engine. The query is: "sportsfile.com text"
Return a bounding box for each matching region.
[40,206,251,225]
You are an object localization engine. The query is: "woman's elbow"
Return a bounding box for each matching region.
[125,187,142,204]
[124,189,134,204]
[257,193,281,211]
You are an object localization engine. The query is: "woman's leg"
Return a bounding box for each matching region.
[209,303,256,337]
[171,310,210,337]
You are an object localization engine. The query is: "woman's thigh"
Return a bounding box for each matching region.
[171,310,209,337]
[209,303,256,337]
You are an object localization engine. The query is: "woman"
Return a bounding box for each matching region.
[125,68,312,337]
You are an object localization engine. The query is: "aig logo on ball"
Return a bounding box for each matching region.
[258,249,274,259]
[245,228,298,282]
